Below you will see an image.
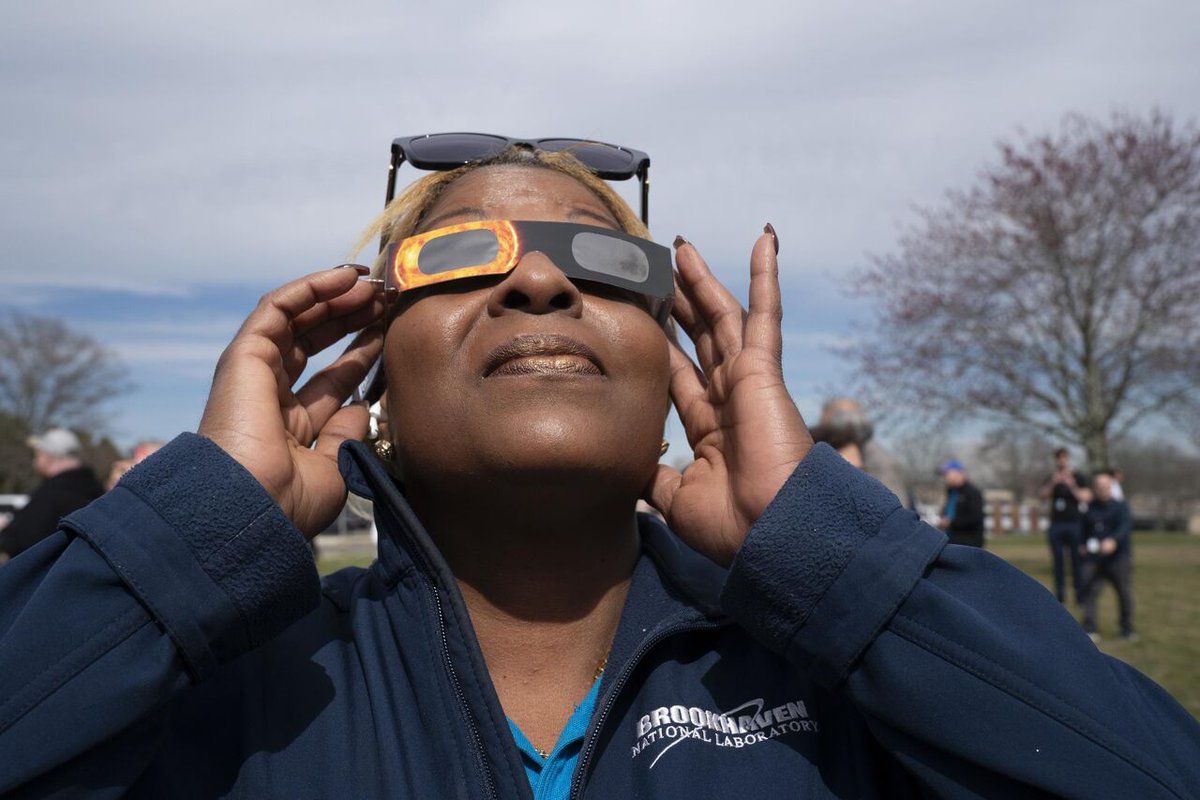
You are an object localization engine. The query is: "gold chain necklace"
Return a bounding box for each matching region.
[534,654,609,759]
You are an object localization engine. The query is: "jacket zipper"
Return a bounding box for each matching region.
[568,618,729,800]
[379,481,500,800]
[432,585,500,800]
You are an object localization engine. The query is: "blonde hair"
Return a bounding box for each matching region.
[349,146,650,275]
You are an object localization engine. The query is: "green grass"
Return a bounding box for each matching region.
[989,532,1200,718]
[320,533,1200,718]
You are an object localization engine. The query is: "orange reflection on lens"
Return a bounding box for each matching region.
[390,220,520,290]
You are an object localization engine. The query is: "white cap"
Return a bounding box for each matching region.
[27,427,82,457]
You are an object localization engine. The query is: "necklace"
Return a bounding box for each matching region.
[534,654,609,759]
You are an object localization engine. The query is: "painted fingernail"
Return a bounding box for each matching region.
[334,263,371,275]
[763,223,779,254]
[673,235,688,249]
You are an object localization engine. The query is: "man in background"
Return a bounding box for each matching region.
[809,397,906,500]
[1039,448,1089,604]
[1079,472,1135,641]
[937,459,985,547]
[0,428,104,560]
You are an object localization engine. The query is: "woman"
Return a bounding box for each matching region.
[1,145,1197,799]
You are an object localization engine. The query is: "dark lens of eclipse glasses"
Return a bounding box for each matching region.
[570,231,650,282]
[417,229,501,274]
[413,227,654,289]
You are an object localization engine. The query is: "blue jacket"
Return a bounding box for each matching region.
[1,435,1197,798]
[1083,498,1134,558]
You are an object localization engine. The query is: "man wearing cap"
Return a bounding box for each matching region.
[937,459,985,547]
[0,428,104,560]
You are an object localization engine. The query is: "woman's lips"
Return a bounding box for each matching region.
[483,334,604,378]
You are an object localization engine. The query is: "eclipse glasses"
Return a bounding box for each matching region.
[386,219,674,324]
[354,134,666,404]
[385,133,651,225]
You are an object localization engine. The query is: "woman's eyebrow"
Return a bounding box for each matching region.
[419,206,486,232]
[568,207,621,228]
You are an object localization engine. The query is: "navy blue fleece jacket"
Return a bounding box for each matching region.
[1083,498,1134,557]
[0,436,1197,798]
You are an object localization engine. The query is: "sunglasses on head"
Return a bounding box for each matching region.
[385,133,651,225]
[385,219,674,324]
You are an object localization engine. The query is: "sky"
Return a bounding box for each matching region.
[2,0,1198,454]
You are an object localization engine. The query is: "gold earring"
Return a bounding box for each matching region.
[374,439,395,461]
[660,440,670,457]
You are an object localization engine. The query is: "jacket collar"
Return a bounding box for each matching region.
[337,439,730,661]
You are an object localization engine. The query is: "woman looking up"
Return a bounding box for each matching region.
[1,143,1198,799]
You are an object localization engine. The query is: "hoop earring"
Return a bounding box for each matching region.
[660,440,670,457]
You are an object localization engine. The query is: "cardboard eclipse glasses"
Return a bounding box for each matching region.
[385,220,674,324]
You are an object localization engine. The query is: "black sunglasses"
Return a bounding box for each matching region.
[385,133,651,225]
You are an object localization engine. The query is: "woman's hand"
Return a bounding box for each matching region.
[645,228,812,566]
[198,266,385,539]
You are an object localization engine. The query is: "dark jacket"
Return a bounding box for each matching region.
[943,479,985,547]
[1084,497,1134,558]
[1,435,1197,798]
[1048,471,1089,523]
[0,465,103,557]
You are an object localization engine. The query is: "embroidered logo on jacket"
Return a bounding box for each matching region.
[632,697,818,768]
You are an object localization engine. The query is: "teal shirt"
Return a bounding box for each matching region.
[945,487,959,520]
[507,675,603,800]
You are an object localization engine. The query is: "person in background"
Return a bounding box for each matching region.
[104,440,166,491]
[1107,467,1126,502]
[1079,472,1136,641]
[0,428,104,559]
[936,458,985,547]
[1039,448,1089,604]
[808,397,906,500]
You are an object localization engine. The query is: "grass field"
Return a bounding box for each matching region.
[318,532,1200,718]
[988,532,1200,718]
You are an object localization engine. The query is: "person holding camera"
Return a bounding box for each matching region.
[1079,472,1135,641]
[1040,447,1089,604]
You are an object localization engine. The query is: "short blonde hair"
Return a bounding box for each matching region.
[350,146,650,276]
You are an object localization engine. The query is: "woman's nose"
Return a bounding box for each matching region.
[486,251,583,318]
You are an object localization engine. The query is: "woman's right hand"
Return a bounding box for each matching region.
[198,266,385,539]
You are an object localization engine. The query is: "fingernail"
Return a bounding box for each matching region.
[763,223,779,254]
[673,235,688,250]
[334,263,371,275]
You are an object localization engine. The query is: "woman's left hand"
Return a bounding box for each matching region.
[645,227,813,566]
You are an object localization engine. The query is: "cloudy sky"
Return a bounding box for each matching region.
[2,0,1198,452]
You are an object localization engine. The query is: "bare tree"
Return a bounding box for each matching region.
[0,313,133,435]
[1112,438,1200,530]
[0,411,36,493]
[975,428,1055,504]
[850,110,1200,469]
[886,430,953,507]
